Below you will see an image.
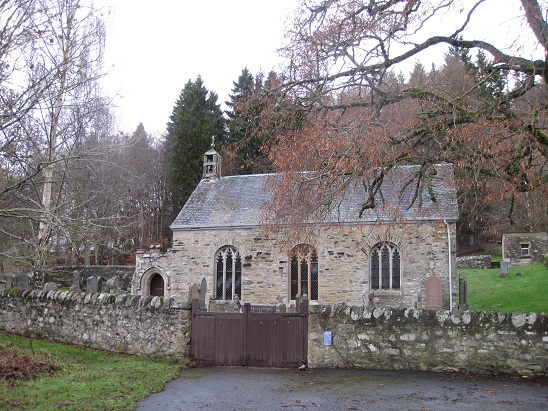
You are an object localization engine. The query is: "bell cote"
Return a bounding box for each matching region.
[203,136,222,181]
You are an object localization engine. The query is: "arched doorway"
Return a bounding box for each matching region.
[150,273,164,297]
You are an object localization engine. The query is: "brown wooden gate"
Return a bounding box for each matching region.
[190,299,308,367]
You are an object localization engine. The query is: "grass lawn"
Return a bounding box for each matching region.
[457,263,548,314]
[0,332,182,411]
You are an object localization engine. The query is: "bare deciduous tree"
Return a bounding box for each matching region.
[0,0,109,277]
[266,0,547,240]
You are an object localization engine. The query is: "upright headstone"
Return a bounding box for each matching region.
[72,270,82,289]
[106,277,121,294]
[5,275,14,289]
[500,261,509,277]
[425,275,443,310]
[190,283,198,301]
[199,277,207,309]
[16,273,29,290]
[43,282,58,291]
[87,276,102,293]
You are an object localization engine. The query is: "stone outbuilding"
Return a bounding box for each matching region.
[132,145,459,310]
[502,232,548,265]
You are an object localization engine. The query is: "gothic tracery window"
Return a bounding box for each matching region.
[215,246,242,300]
[290,244,318,300]
[370,243,401,290]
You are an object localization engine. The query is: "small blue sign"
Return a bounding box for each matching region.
[323,331,332,346]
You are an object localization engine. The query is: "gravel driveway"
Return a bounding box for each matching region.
[136,367,548,411]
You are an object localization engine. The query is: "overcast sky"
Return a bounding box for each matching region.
[98,0,542,138]
[99,0,296,137]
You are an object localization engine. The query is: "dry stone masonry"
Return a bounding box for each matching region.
[307,304,548,376]
[1,291,547,376]
[0,289,191,357]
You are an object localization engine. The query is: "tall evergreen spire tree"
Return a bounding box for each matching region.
[225,67,255,149]
[224,69,304,175]
[166,76,225,212]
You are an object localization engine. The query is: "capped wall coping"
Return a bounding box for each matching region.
[308,303,546,329]
[0,289,191,310]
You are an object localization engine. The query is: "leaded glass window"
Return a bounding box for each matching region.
[215,246,242,300]
[290,244,318,300]
[370,243,401,290]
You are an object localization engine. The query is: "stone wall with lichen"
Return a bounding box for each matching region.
[307,304,548,376]
[456,255,491,269]
[2,291,546,376]
[0,290,191,357]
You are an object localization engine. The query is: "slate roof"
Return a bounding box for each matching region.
[170,163,459,231]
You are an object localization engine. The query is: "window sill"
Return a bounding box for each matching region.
[369,289,402,295]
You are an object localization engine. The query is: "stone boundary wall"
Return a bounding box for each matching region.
[308,305,548,376]
[456,255,491,269]
[2,292,547,376]
[48,265,135,288]
[0,290,191,357]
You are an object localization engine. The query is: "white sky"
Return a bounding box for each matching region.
[99,0,297,137]
[98,0,543,138]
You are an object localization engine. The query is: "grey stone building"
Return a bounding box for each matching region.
[132,146,459,310]
[502,232,548,265]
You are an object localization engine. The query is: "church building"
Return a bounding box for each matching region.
[132,143,458,310]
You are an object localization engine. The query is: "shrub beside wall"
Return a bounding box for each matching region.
[308,304,548,376]
[0,290,191,357]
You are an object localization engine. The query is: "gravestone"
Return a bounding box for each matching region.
[106,277,121,294]
[72,270,82,288]
[199,278,207,309]
[500,261,509,277]
[16,273,29,290]
[190,283,198,300]
[43,282,58,291]
[87,276,102,293]
[5,275,14,289]
[425,275,443,310]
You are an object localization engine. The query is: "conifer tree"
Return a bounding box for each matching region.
[225,68,255,171]
[166,76,225,212]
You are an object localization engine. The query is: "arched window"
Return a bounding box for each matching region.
[215,246,242,300]
[150,273,164,297]
[370,243,401,290]
[290,244,318,300]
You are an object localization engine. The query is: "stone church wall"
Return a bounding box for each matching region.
[141,220,456,309]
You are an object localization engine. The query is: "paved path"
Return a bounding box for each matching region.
[136,367,548,411]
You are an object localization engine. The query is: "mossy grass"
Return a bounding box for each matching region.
[0,332,182,411]
[458,263,548,313]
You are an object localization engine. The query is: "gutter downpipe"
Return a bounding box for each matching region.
[444,218,453,311]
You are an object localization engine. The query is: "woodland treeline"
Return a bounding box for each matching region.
[1,0,546,276]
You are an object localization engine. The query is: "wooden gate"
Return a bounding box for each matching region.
[190,299,308,367]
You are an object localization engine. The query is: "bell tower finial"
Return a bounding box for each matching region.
[203,136,222,181]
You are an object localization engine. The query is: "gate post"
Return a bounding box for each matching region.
[299,299,309,316]
[300,299,309,366]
